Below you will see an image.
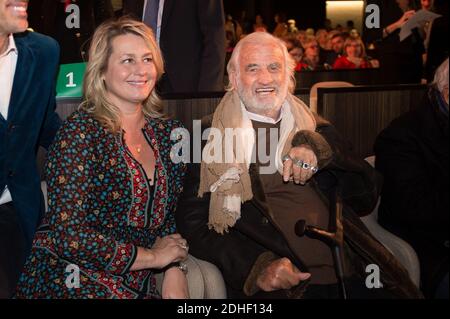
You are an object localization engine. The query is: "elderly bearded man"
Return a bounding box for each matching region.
[175,32,422,299]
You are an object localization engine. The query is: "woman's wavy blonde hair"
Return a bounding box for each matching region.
[343,36,367,58]
[80,17,165,133]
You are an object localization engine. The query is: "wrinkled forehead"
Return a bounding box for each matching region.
[239,42,285,67]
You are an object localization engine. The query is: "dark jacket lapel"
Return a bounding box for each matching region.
[161,0,175,31]
[7,34,36,121]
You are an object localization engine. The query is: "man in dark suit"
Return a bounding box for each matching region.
[0,0,61,298]
[27,0,114,63]
[123,0,226,94]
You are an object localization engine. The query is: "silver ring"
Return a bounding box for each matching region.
[293,158,304,168]
[178,261,188,275]
[301,162,311,170]
[282,154,292,162]
[311,166,319,174]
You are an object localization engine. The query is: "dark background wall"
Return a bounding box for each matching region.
[223,0,326,32]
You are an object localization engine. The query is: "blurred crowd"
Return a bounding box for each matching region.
[225,13,378,72]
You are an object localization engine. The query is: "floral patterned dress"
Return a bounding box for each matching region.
[16,111,186,298]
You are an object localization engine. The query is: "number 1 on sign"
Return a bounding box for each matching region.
[66,72,77,88]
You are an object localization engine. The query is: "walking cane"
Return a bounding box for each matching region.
[295,193,347,299]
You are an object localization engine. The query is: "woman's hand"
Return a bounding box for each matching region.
[130,234,188,271]
[395,10,416,29]
[151,234,189,269]
[384,10,416,38]
[161,267,190,299]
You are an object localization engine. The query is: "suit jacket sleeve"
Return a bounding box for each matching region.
[374,122,449,226]
[292,117,382,216]
[196,0,226,92]
[38,36,61,149]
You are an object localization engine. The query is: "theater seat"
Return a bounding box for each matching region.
[40,181,227,299]
[361,156,421,288]
[309,81,354,113]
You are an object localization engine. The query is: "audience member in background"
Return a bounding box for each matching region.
[316,29,333,68]
[15,18,189,299]
[424,0,448,82]
[324,18,332,31]
[324,32,346,65]
[273,13,288,38]
[296,37,330,71]
[316,29,329,50]
[333,37,373,69]
[287,19,298,35]
[305,28,315,37]
[283,37,300,51]
[416,0,435,65]
[27,0,114,63]
[421,0,434,10]
[296,30,307,47]
[330,31,345,52]
[346,20,355,32]
[374,58,449,299]
[349,29,360,38]
[253,14,267,32]
[289,45,304,67]
[237,10,253,35]
[225,13,242,47]
[123,0,226,93]
[0,0,61,298]
[366,0,424,83]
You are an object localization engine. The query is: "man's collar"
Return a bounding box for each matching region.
[244,101,286,124]
[0,34,17,58]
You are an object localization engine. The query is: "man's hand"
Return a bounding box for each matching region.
[256,258,311,292]
[282,145,318,185]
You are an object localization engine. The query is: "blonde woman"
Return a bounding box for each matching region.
[333,37,372,69]
[16,18,189,299]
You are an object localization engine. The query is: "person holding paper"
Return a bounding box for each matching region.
[369,0,425,84]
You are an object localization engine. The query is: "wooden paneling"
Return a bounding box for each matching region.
[295,69,386,89]
[317,85,427,159]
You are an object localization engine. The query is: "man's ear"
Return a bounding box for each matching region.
[230,71,238,89]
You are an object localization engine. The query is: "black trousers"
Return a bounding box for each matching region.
[0,202,25,299]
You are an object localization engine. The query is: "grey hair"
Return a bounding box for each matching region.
[433,58,449,94]
[226,32,297,93]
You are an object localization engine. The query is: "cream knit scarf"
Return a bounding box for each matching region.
[198,90,316,234]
